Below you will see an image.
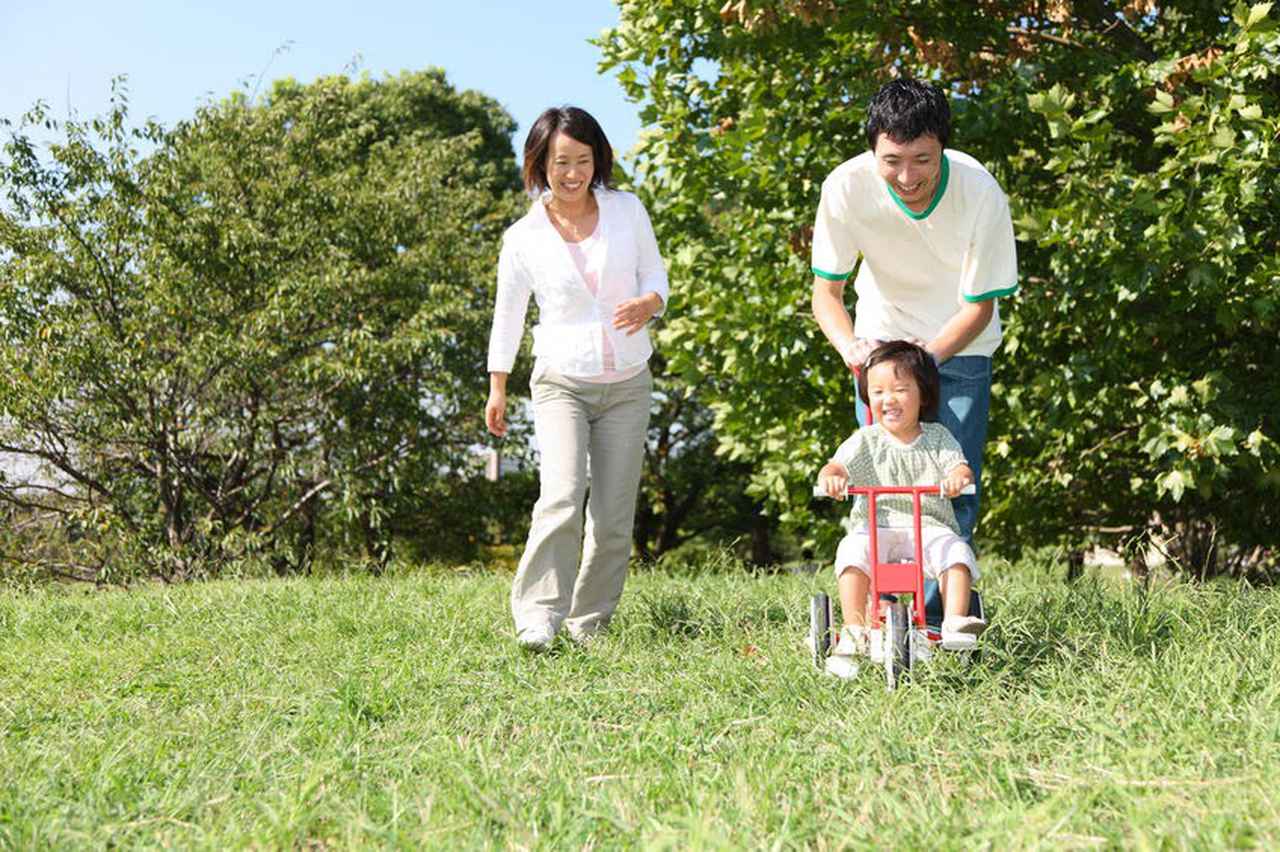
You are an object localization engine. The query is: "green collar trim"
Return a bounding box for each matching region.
[884,154,950,221]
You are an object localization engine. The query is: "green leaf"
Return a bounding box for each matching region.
[1246,2,1273,30]
[1159,470,1189,502]
[1206,425,1239,457]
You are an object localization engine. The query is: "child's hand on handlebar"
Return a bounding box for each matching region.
[817,463,849,500]
[940,466,974,498]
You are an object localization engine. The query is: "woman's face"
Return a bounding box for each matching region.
[545,130,595,207]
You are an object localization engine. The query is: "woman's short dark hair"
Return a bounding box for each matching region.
[522,106,614,195]
[857,340,942,421]
[865,79,951,151]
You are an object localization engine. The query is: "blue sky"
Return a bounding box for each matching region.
[1,0,643,163]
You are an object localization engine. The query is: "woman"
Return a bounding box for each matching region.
[485,106,667,650]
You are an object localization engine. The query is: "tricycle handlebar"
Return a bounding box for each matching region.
[811,483,976,499]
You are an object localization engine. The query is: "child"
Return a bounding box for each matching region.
[816,340,987,671]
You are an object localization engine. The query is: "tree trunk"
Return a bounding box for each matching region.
[750,502,771,567]
[1066,549,1084,583]
[633,497,654,561]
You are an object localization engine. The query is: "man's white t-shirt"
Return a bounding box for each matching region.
[810,150,1018,358]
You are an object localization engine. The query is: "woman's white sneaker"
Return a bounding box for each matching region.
[516,624,556,651]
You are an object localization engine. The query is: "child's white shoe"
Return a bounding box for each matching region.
[823,654,859,679]
[869,626,884,663]
[941,615,987,650]
[822,625,869,680]
[832,625,870,657]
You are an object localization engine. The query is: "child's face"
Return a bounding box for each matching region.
[866,360,923,436]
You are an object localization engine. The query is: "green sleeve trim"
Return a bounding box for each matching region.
[884,154,950,220]
[812,266,852,282]
[963,282,1018,303]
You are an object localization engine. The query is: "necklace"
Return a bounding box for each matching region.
[546,197,598,243]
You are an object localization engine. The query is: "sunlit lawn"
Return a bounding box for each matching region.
[2,560,1278,848]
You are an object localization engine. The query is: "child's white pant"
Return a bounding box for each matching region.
[834,526,979,581]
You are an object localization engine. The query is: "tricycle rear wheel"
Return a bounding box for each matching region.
[809,593,831,670]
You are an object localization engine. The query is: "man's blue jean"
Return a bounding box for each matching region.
[855,355,992,544]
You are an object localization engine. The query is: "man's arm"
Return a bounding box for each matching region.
[812,277,854,348]
[926,299,994,364]
[812,277,873,369]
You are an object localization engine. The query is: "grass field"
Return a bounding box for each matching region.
[2,558,1278,848]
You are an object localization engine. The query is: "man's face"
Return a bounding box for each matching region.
[873,133,944,213]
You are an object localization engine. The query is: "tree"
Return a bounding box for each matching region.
[633,355,776,564]
[0,70,525,580]
[599,1,1280,577]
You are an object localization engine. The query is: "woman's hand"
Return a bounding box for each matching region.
[941,466,974,498]
[818,463,850,501]
[485,390,507,437]
[485,373,509,437]
[613,292,663,335]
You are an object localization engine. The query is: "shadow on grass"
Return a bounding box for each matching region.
[918,580,1184,689]
[626,590,792,640]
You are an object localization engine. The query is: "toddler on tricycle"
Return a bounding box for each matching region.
[811,340,987,685]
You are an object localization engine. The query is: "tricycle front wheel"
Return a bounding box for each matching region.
[883,601,910,689]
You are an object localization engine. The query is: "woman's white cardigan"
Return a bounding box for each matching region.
[487,188,669,378]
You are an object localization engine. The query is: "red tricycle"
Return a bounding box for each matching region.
[809,481,983,689]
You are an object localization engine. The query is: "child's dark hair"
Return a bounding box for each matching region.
[857,340,941,421]
[865,79,951,150]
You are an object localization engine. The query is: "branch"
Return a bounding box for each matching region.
[0,480,88,502]
[1077,427,1136,459]
[0,443,111,501]
[1098,17,1157,63]
[260,478,333,535]
[0,490,75,515]
[43,200,132,345]
[1006,26,1085,50]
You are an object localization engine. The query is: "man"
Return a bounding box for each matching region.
[810,78,1018,543]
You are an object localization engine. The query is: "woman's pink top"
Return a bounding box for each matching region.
[563,221,646,384]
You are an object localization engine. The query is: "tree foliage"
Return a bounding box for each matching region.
[634,356,773,564]
[0,70,523,580]
[600,1,1280,577]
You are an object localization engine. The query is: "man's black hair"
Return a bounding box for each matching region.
[857,340,942,421]
[865,79,951,150]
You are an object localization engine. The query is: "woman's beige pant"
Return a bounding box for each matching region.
[511,366,651,641]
